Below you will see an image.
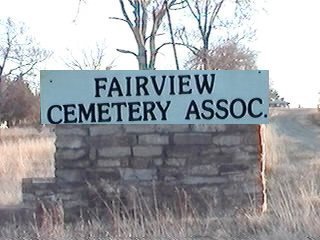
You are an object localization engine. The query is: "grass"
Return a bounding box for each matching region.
[0,117,320,239]
[0,127,55,205]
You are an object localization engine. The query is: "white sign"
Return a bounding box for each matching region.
[40,70,269,124]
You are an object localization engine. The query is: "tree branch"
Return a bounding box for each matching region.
[109,17,131,24]
[118,0,134,30]
[116,48,138,57]
[155,42,199,56]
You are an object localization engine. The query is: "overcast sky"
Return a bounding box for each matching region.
[1,0,320,108]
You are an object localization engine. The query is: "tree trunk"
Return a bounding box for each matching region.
[138,46,148,70]
[203,38,209,70]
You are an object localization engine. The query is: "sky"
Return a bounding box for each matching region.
[1,0,320,108]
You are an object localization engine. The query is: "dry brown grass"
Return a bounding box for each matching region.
[0,127,55,205]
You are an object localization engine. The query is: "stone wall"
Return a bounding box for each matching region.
[22,124,264,222]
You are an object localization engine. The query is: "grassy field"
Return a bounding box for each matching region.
[0,127,55,205]
[0,117,319,239]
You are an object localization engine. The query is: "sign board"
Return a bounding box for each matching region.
[40,70,269,124]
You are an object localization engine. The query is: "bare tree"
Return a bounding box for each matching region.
[64,43,113,70]
[0,18,51,82]
[178,0,254,70]
[112,0,183,70]
[270,88,280,102]
[186,40,257,70]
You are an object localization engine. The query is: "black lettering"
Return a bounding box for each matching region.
[79,103,96,123]
[126,77,132,96]
[201,100,214,120]
[230,99,246,119]
[136,76,149,96]
[178,75,192,94]
[94,78,107,97]
[128,102,142,121]
[108,77,123,97]
[97,103,111,122]
[169,75,175,95]
[216,99,229,119]
[151,76,166,96]
[156,101,171,121]
[143,101,156,121]
[185,100,201,120]
[195,74,215,94]
[248,98,263,118]
[111,102,127,122]
[47,105,62,124]
[63,104,77,123]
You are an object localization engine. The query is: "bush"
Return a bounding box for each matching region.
[0,78,40,126]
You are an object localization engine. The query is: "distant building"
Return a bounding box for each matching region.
[269,98,290,108]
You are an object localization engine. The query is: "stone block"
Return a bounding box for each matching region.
[57,192,82,201]
[228,125,257,133]
[153,158,163,166]
[165,145,200,158]
[173,133,212,145]
[89,148,97,161]
[222,184,243,196]
[234,152,258,162]
[198,186,219,195]
[90,125,122,136]
[98,147,131,158]
[212,135,242,146]
[241,133,258,145]
[182,176,227,185]
[63,200,89,209]
[158,167,184,181]
[219,164,250,175]
[198,146,223,158]
[97,159,121,167]
[131,158,151,168]
[139,134,169,145]
[55,136,86,149]
[55,126,88,136]
[166,158,186,167]
[22,193,36,202]
[86,169,121,182]
[120,168,157,181]
[156,124,189,133]
[56,182,87,193]
[242,145,259,154]
[55,149,87,160]
[89,135,137,147]
[189,165,219,176]
[226,173,255,182]
[56,169,85,183]
[218,146,242,154]
[124,125,156,133]
[56,158,90,168]
[133,146,162,157]
[192,124,227,132]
